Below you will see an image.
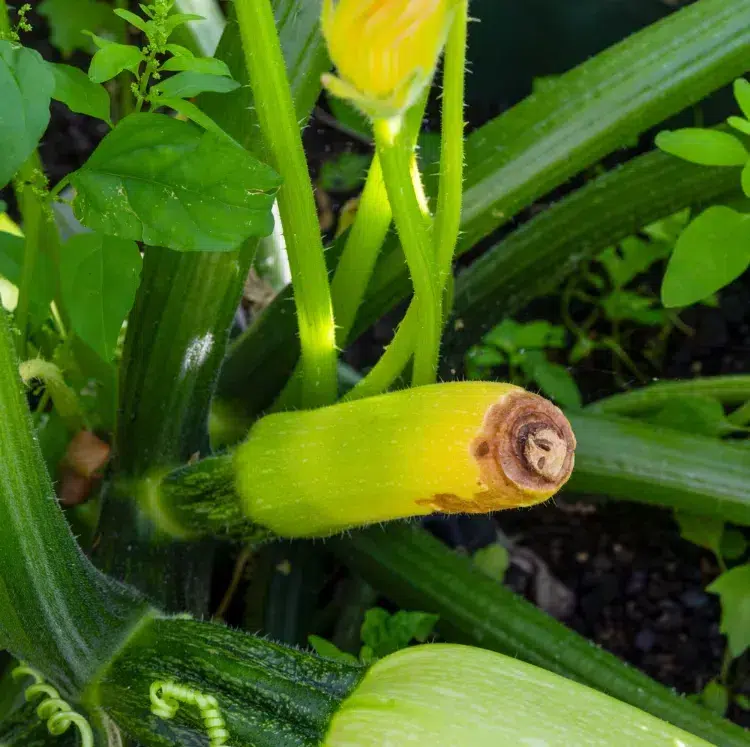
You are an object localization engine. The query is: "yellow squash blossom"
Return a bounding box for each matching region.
[321,0,458,118]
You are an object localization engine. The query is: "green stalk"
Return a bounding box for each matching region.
[234,0,337,408]
[434,0,467,291]
[585,375,750,417]
[330,523,749,747]
[0,307,150,693]
[218,0,750,418]
[330,156,390,342]
[372,117,440,387]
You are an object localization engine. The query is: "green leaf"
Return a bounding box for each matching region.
[39,0,121,58]
[164,13,205,35]
[0,42,54,190]
[154,97,233,142]
[674,511,724,555]
[484,319,566,353]
[88,42,143,84]
[735,694,750,711]
[59,233,142,361]
[466,346,507,368]
[112,8,151,35]
[707,564,750,658]
[650,395,735,438]
[655,129,748,166]
[473,544,510,582]
[307,635,358,665]
[153,71,240,99]
[734,78,750,120]
[69,113,281,252]
[598,235,672,289]
[519,350,583,409]
[601,290,667,325]
[49,63,111,125]
[727,116,750,137]
[661,206,750,308]
[161,55,231,77]
[319,152,370,193]
[360,607,439,662]
[700,680,729,717]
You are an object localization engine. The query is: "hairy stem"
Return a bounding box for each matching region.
[235,0,337,407]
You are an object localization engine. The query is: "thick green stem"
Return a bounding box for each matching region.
[434,0,467,292]
[331,524,750,747]
[373,117,439,387]
[235,0,337,407]
[0,307,150,694]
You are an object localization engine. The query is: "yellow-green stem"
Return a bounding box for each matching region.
[434,1,468,292]
[373,117,439,387]
[235,0,337,407]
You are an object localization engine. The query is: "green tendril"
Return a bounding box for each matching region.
[150,680,231,746]
[12,664,94,747]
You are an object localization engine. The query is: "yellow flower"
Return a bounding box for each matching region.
[321,0,457,119]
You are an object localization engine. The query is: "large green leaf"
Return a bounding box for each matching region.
[69,113,281,251]
[0,42,54,190]
[656,129,748,166]
[49,63,111,125]
[38,0,122,58]
[60,233,142,361]
[661,205,750,308]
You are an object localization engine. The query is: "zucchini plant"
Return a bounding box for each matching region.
[1,0,749,744]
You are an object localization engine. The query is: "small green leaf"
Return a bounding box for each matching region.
[473,544,510,582]
[707,564,750,658]
[69,114,281,252]
[307,635,359,665]
[50,63,111,125]
[655,129,748,166]
[112,8,151,35]
[569,336,594,364]
[0,41,54,189]
[466,346,507,368]
[661,206,750,308]
[734,78,750,121]
[153,71,240,99]
[735,694,750,711]
[39,0,121,57]
[161,55,231,78]
[601,290,667,325]
[700,680,729,716]
[164,13,205,34]
[360,608,439,661]
[88,42,143,84]
[674,511,723,555]
[484,319,566,352]
[328,94,372,140]
[727,116,750,137]
[519,351,582,409]
[650,395,734,438]
[59,233,142,361]
[165,43,193,57]
[598,235,672,289]
[155,97,234,142]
